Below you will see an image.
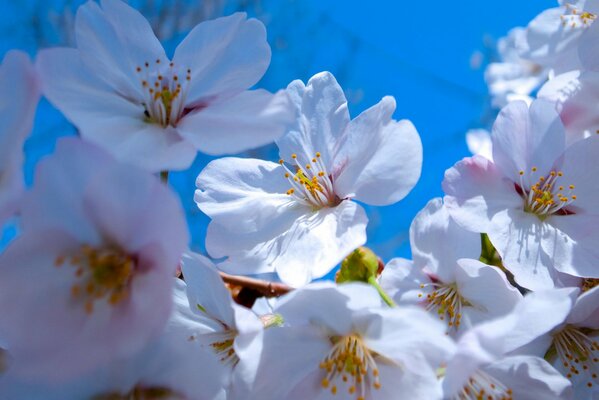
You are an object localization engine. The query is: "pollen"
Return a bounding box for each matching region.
[518,168,577,218]
[319,334,381,400]
[420,282,471,332]
[551,325,599,389]
[210,332,239,366]
[278,152,340,209]
[55,245,136,314]
[561,3,596,28]
[138,60,192,127]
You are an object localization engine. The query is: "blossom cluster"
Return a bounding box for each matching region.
[0,0,598,399]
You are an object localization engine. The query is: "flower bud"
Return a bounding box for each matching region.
[336,247,379,284]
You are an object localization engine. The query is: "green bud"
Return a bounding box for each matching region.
[336,247,379,284]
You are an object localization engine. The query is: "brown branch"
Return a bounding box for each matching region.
[218,271,293,297]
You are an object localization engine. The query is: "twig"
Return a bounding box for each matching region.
[218,271,293,297]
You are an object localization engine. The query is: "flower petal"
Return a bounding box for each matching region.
[177,89,293,155]
[195,157,297,234]
[276,72,350,169]
[333,96,423,205]
[410,198,481,282]
[75,0,165,99]
[492,99,566,185]
[443,155,522,234]
[173,13,270,103]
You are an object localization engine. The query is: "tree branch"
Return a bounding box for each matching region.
[218,271,293,297]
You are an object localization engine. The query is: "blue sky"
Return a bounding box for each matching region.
[1,0,555,263]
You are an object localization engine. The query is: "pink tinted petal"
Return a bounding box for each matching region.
[276,72,350,169]
[410,198,480,282]
[177,89,293,155]
[492,100,566,185]
[21,138,112,240]
[173,13,270,103]
[334,96,423,205]
[443,155,521,234]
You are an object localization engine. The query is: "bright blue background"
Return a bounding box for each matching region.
[1,0,554,264]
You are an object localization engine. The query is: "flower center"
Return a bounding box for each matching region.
[419,282,471,331]
[136,58,191,127]
[319,334,381,400]
[517,168,576,219]
[456,370,513,400]
[279,152,340,210]
[210,331,238,366]
[582,278,599,293]
[55,245,136,314]
[561,3,596,28]
[550,325,599,389]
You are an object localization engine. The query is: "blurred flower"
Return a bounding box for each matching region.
[0,138,188,380]
[196,71,422,286]
[36,0,292,172]
[0,50,39,224]
[518,0,597,74]
[0,281,227,400]
[247,282,455,400]
[485,27,547,108]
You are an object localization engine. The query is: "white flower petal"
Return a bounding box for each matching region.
[276,72,350,169]
[195,157,297,234]
[492,100,566,185]
[443,155,522,234]
[173,13,270,102]
[410,198,481,282]
[333,96,423,205]
[177,89,293,155]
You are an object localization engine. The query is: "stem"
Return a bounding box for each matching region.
[218,271,293,297]
[160,171,169,184]
[367,276,396,307]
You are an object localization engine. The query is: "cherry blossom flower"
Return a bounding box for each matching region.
[173,252,264,399]
[443,309,572,400]
[0,50,39,224]
[0,138,188,380]
[36,0,293,172]
[444,99,599,290]
[380,198,522,336]
[195,71,422,286]
[247,282,455,400]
